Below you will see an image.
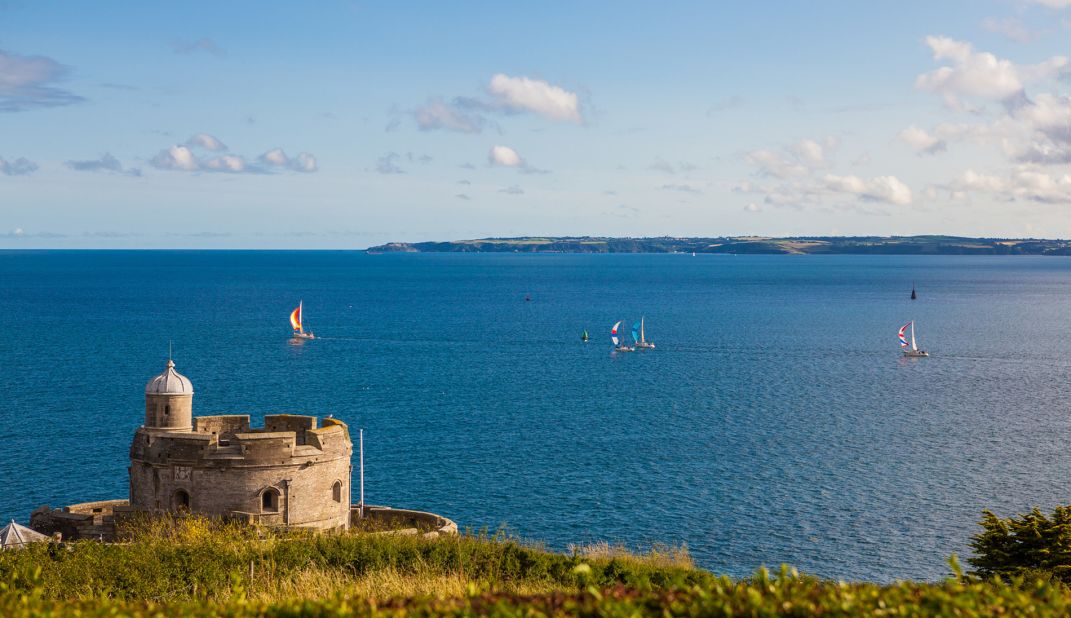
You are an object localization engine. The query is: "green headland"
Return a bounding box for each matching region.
[367,236,1071,255]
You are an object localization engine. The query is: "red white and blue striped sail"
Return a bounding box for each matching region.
[898,323,911,348]
[611,321,621,346]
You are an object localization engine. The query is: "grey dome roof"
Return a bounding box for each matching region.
[145,359,194,395]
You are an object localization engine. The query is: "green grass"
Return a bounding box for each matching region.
[7,515,1071,616]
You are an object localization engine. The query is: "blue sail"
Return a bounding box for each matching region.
[632,322,640,343]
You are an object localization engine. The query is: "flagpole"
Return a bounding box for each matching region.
[359,429,365,519]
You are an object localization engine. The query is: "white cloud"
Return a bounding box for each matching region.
[186,133,227,151]
[260,147,288,166]
[487,73,582,123]
[743,202,762,212]
[822,174,913,205]
[745,150,809,179]
[150,145,200,171]
[950,167,1071,203]
[259,148,318,172]
[151,139,317,174]
[0,49,84,112]
[291,152,317,173]
[899,126,947,154]
[489,145,523,167]
[202,154,248,173]
[745,138,835,179]
[0,156,37,175]
[499,184,524,195]
[915,36,1069,107]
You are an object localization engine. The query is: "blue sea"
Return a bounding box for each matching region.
[2,250,1071,582]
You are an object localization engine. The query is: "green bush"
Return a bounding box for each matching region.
[969,505,1071,583]
[4,564,1071,617]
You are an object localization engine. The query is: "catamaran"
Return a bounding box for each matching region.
[898,321,927,357]
[611,321,634,352]
[635,316,655,349]
[290,301,315,340]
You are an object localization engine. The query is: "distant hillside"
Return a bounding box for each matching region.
[367,236,1071,255]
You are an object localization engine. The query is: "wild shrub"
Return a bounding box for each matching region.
[969,505,1071,583]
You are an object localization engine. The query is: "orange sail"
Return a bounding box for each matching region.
[290,303,303,332]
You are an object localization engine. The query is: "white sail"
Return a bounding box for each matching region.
[911,321,918,351]
[640,316,646,343]
[611,320,621,346]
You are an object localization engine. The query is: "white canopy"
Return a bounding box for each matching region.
[0,520,49,549]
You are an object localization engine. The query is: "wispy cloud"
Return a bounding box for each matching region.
[171,37,225,57]
[661,183,702,194]
[65,153,141,176]
[375,152,405,174]
[0,156,37,175]
[0,49,84,112]
[499,184,524,195]
[412,96,486,133]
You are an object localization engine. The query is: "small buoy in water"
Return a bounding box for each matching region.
[525,294,531,302]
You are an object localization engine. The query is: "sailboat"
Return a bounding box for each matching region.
[290,301,315,340]
[635,316,655,349]
[898,321,928,357]
[581,329,589,342]
[911,283,917,300]
[611,321,634,352]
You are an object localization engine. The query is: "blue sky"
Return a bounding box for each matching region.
[3,1,1071,247]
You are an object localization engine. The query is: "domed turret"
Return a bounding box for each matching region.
[144,359,193,431]
[145,360,193,396]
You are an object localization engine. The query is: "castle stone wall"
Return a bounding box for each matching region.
[129,418,352,529]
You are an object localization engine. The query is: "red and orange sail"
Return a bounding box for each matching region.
[290,302,303,332]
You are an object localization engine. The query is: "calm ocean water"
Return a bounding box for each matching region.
[2,250,1071,581]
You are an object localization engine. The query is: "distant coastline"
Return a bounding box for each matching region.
[366,235,1071,255]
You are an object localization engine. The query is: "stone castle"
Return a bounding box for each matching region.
[31,359,455,540]
[130,358,352,528]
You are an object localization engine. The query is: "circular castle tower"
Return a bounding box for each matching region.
[128,359,352,529]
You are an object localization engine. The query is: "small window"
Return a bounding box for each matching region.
[332,480,342,503]
[262,488,280,512]
[174,489,190,511]
[164,404,170,416]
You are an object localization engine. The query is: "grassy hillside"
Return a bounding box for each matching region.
[4,516,1071,616]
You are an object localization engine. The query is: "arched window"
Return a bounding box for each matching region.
[262,488,280,513]
[173,489,190,511]
[332,480,342,503]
